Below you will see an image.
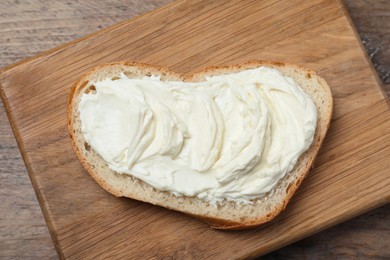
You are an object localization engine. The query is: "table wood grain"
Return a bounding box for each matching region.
[0,0,389,259]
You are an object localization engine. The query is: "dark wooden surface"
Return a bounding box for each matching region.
[0,0,388,259]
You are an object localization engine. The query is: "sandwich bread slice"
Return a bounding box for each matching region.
[68,61,333,230]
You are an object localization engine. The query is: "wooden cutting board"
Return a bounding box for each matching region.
[1,0,389,258]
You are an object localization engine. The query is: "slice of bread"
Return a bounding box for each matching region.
[68,61,333,230]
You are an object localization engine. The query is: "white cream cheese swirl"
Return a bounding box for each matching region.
[78,67,317,204]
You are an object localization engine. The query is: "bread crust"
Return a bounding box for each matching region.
[68,60,333,230]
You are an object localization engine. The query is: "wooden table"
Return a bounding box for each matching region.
[0,0,389,258]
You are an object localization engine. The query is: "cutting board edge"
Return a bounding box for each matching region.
[247,195,390,258]
[0,79,62,259]
[0,0,181,75]
[336,0,389,101]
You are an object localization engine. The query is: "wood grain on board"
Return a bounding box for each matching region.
[0,0,389,258]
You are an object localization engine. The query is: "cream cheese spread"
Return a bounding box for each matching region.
[78,67,317,204]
